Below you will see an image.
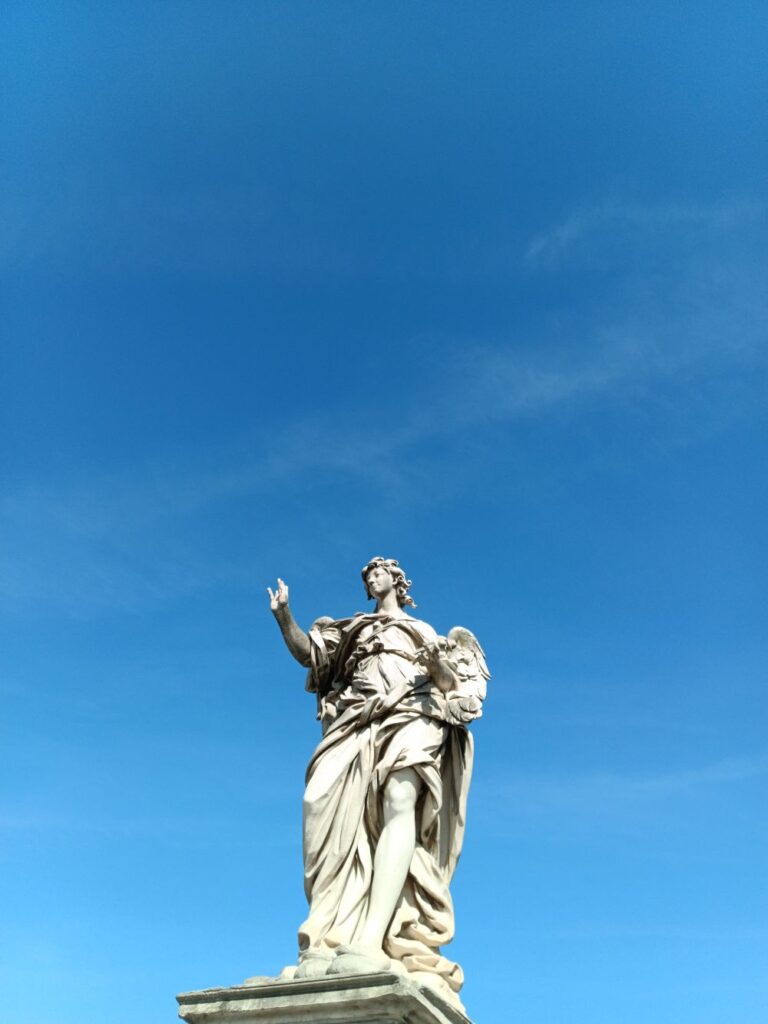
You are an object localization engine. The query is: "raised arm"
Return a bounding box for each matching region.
[268,578,311,667]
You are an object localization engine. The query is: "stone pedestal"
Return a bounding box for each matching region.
[177,971,472,1024]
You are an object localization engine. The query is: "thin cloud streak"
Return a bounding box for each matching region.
[548,923,768,941]
[526,197,767,266]
[2,193,765,613]
[3,288,762,544]
[499,753,768,813]
[0,812,295,844]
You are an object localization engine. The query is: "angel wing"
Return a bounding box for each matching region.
[446,626,489,698]
[436,626,489,724]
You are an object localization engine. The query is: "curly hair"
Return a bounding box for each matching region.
[361,556,416,608]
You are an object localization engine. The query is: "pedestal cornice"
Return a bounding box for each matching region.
[177,971,472,1024]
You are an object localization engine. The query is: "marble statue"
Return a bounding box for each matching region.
[268,557,488,1008]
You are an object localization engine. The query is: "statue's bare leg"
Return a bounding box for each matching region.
[358,766,421,951]
[360,765,421,946]
[327,766,422,975]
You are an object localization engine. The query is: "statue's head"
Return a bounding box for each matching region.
[361,556,416,608]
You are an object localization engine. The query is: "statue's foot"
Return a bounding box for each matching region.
[327,943,391,976]
[293,950,334,979]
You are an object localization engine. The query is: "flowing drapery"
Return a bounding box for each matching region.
[297,612,474,994]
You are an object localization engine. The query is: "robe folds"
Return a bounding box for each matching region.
[298,611,475,994]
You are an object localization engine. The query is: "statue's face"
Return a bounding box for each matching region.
[366,565,394,600]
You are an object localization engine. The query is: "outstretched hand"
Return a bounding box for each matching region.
[267,578,290,613]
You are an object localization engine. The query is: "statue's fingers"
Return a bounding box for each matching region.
[267,587,275,600]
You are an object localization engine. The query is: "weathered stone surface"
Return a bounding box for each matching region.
[268,560,489,997]
[177,971,472,1024]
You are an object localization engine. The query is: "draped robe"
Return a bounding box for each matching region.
[298,611,475,994]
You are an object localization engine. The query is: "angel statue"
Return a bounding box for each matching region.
[267,556,489,1009]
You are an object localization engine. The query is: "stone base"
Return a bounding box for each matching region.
[177,971,472,1024]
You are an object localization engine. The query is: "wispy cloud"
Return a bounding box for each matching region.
[548,923,768,941]
[0,183,366,279]
[0,811,295,846]
[525,197,767,266]
[2,192,765,615]
[499,753,768,814]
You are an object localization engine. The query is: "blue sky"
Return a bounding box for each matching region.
[1,3,766,1023]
